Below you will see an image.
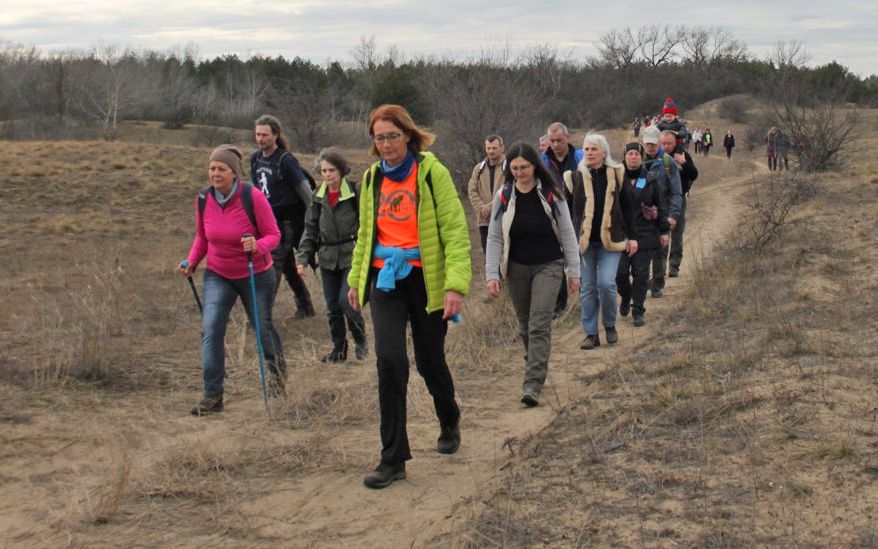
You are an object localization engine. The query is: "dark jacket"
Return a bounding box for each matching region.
[723,134,735,149]
[565,164,632,252]
[620,167,670,250]
[644,152,683,222]
[296,179,359,271]
[677,150,699,194]
[541,144,584,208]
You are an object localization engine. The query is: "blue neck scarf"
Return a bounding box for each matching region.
[381,150,416,182]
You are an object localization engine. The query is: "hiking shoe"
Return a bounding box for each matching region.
[633,314,645,327]
[190,395,223,416]
[321,341,348,363]
[619,301,630,317]
[293,308,316,319]
[651,287,664,298]
[354,340,368,360]
[520,388,539,407]
[580,335,601,350]
[268,374,287,398]
[605,326,619,345]
[668,268,679,278]
[363,462,406,489]
[437,423,461,454]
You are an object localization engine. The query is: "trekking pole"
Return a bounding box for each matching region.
[243,234,269,409]
[179,260,203,315]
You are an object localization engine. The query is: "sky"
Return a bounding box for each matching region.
[1,0,875,77]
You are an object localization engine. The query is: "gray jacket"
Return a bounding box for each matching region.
[485,179,581,281]
[645,154,683,222]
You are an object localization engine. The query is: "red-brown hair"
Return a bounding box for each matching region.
[367,104,435,157]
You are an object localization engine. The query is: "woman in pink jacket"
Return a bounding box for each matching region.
[178,145,284,415]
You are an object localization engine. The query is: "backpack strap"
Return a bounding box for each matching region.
[197,183,258,234]
[494,181,514,220]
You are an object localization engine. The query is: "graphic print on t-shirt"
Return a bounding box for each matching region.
[378,188,416,222]
[257,171,271,198]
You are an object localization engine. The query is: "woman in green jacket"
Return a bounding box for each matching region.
[297,148,367,363]
[347,104,472,489]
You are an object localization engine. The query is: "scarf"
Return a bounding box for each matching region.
[381,150,416,182]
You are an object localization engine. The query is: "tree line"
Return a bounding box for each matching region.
[0,27,874,175]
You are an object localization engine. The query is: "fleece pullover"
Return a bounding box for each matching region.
[187,184,281,280]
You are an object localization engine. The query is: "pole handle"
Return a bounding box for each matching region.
[242,233,254,262]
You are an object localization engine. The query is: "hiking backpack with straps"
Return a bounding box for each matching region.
[250,150,317,191]
[197,183,258,232]
[494,180,560,221]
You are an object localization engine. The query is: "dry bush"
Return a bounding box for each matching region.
[740,173,813,252]
[718,96,750,123]
[79,447,132,525]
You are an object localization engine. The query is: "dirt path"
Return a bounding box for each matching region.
[0,148,760,548]
[221,153,758,547]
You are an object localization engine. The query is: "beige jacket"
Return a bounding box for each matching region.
[467,158,506,226]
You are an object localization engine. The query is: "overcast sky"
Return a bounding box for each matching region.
[1,0,875,76]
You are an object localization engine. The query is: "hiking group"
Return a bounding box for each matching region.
[178,96,702,489]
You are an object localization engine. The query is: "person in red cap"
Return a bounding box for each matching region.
[656,97,690,153]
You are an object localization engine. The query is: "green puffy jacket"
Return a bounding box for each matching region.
[348,152,472,312]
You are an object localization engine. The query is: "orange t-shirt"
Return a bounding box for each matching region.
[372,163,422,268]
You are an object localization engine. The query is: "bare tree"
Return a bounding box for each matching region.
[595,27,642,70]
[637,25,683,67]
[771,40,810,70]
[681,27,748,66]
[72,46,147,140]
[350,36,377,71]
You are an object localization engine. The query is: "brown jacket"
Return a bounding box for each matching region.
[564,164,629,252]
[467,159,506,226]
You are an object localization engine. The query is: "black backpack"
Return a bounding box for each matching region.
[197,183,258,232]
[250,150,317,191]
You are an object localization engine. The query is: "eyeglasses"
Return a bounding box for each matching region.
[372,133,403,145]
[509,163,533,172]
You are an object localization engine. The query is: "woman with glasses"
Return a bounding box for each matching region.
[485,142,580,407]
[347,104,472,489]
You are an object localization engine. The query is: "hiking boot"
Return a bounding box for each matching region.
[190,395,223,416]
[668,268,679,278]
[605,326,619,345]
[437,423,461,454]
[321,341,348,363]
[293,307,316,319]
[269,374,287,398]
[633,314,645,327]
[619,301,630,317]
[520,388,540,407]
[651,287,664,298]
[363,462,406,489]
[354,340,368,360]
[580,335,601,350]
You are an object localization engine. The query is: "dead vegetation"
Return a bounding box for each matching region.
[449,139,878,546]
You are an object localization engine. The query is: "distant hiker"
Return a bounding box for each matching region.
[347,105,471,489]
[539,135,549,154]
[656,97,689,151]
[467,134,506,254]
[660,130,698,279]
[723,129,735,159]
[251,115,316,318]
[485,142,580,407]
[702,128,713,157]
[776,129,791,171]
[565,134,634,351]
[179,145,285,416]
[765,127,779,170]
[296,149,367,363]
[641,125,683,298]
[541,122,584,317]
[633,116,641,137]
[692,127,703,155]
[616,143,669,327]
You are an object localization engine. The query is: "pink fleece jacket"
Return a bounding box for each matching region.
[186,185,281,280]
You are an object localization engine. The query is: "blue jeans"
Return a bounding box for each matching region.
[579,242,622,336]
[201,268,285,397]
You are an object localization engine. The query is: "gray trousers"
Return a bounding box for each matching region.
[506,259,564,394]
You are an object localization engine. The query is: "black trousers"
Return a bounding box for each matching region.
[272,218,314,313]
[369,268,460,465]
[618,249,652,315]
[479,225,489,254]
[321,267,365,346]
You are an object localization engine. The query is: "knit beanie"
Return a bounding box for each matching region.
[642,125,661,145]
[624,142,644,156]
[208,144,244,178]
[662,97,679,116]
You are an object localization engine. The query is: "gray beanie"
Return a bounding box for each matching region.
[208,144,244,178]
